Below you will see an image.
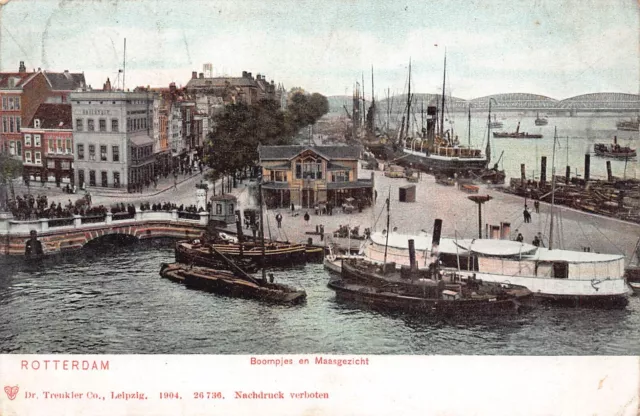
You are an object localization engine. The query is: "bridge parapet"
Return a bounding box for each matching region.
[0,209,210,236]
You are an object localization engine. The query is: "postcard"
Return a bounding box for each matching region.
[0,0,639,414]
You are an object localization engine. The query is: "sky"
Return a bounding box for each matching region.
[0,0,638,100]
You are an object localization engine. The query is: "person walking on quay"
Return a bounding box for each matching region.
[291,203,295,214]
[523,206,531,223]
[516,232,524,242]
[275,212,283,228]
[532,234,541,247]
[534,200,540,214]
[304,211,310,225]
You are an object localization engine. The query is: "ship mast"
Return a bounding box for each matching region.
[382,192,391,274]
[549,127,558,250]
[467,105,471,146]
[258,170,267,281]
[440,52,446,139]
[405,59,412,139]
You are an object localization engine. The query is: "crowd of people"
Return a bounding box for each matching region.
[139,202,209,213]
[7,193,109,220]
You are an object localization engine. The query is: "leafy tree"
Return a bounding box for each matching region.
[0,154,23,210]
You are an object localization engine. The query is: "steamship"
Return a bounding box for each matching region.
[358,222,630,308]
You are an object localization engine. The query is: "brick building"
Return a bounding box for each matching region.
[20,103,73,186]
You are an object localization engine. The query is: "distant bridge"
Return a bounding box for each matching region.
[0,210,209,256]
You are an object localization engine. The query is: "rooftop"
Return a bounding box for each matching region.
[258,145,363,161]
[43,71,86,91]
[27,103,72,129]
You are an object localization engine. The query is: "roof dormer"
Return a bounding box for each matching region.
[34,119,41,128]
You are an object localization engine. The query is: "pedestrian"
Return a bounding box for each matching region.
[532,235,541,247]
[303,211,310,224]
[275,212,283,228]
[291,203,295,214]
[534,200,540,213]
[516,233,524,242]
[523,206,530,223]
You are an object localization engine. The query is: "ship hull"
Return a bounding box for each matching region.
[398,149,488,175]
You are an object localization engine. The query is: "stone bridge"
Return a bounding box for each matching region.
[0,210,209,256]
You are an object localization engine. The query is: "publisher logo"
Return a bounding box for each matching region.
[4,385,19,400]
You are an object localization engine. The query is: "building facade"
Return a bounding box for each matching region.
[0,63,51,157]
[258,145,374,209]
[70,90,155,190]
[20,103,73,186]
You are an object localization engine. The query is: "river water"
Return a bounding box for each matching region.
[1,239,639,355]
[391,114,640,181]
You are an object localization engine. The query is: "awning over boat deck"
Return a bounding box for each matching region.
[369,231,471,255]
[454,239,538,256]
[530,247,623,263]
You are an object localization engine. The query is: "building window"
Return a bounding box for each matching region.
[88,119,95,132]
[16,141,22,156]
[8,141,15,155]
[101,171,108,187]
[60,161,71,169]
[89,170,96,186]
[77,144,85,160]
[99,119,107,132]
[100,145,107,161]
[228,203,234,215]
[89,144,95,161]
[48,138,55,154]
[78,169,85,187]
[34,151,41,165]
[332,171,349,182]
[25,151,32,163]
[15,97,20,110]
[216,204,222,215]
[1,97,6,110]
[295,161,302,179]
[111,118,119,132]
[76,118,83,131]
[300,159,322,180]
[57,138,63,154]
[34,119,40,128]
[16,117,20,132]
[113,172,120,188]
[9,117,14,133]
[112,145,119,162]
[66,139,72,154]
[47,159,55,169]
[2,116,7,133]
[8,97,14,110]
[24,134,31,146]
[34,134,41,147]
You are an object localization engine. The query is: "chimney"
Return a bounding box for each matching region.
[199,73,204,79]
[490,225,501,240]
[540,156,547,186]
[192,71,197,79]
[19,61,26,73]
[584,153,591,184]
[242,71,248,78]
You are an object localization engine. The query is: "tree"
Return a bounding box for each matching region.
[0,154,23,211]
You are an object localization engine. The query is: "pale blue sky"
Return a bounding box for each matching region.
[0,0,637,99]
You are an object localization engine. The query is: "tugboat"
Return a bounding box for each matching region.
[493,122,543,139]
[329,218,531,316]
[594,136,636,159]
[534,112,548,126]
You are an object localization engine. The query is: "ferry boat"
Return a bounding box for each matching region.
[361,231,630,307]
[493,122,543,139]
[594,136,636,159]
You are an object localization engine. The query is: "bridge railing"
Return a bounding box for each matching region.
[0,209,210,236]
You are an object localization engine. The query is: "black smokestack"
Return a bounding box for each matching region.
[408,239,417,272]
[540,156,547,186]
[427,106,437,142]
[431,219,442,258]
[584,154,591,184]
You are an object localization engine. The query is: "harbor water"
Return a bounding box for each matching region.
[394,114,640,181]
[1,239,639,355]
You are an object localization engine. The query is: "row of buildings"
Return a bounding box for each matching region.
[0,62,287,190]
